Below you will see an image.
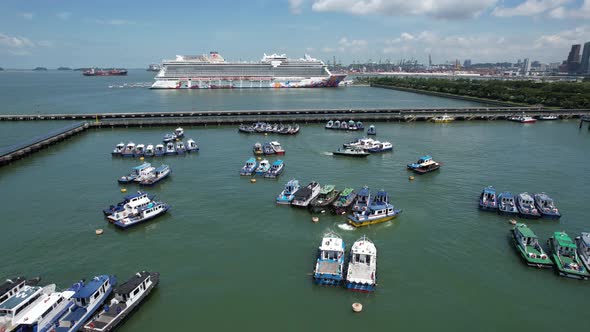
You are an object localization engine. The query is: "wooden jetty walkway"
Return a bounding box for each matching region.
[0,122,89,166]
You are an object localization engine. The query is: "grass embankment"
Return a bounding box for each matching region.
[368,77,590,109]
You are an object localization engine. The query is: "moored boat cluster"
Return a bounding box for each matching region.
[111,127,199,157]
[479,186,561,219]
[325,120,365,131]
[333,137,393,157]
[238,122,300,134]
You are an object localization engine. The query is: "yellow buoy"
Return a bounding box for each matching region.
[95,229,104,235]
[120,188,127,193]
[264,133,268,136]
[250,179,257,183]
[409,176,415,181]
[312,216,319,223]
[257,157,261,161]
[352,303,363,313]
[140,156,145,161]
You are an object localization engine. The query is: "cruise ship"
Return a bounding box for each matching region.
[151,52,346,89]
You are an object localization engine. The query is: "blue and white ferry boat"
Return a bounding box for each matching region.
[118,163,152,184]
[313,232,345,286]
[255,159,270,175]
[348,190,402,227]
[102,192,154,216]
[240,158,257,176]
[0,283,53,332]
[497,192,518,215]
[139,165,171,186]
[264,160,284,178]
[352,186,371,212]
[346,236,377,292]
[479,186,498,211]
[276,179,300,204]
[49,275,116,332]
[534,192,561,219]
[186,139,199,152]
[12,287,74,332]
[107,201,170,228]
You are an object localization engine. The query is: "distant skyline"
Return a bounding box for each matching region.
[1,0,590,68]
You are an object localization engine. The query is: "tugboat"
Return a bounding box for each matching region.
[139,165,171,186]
[107,200,170,228]
[255,159,270,175]
[252,143,263,155]
[333,146,370,157]
[345,236,377,292]
[270,141,285,155]
[325,120,334,129]
[366,141,393,153]
[407,155,441,174]
[310,185,339,213]
[548,231,590,279]
[264,160,284,178]
[352,186,371,213]
[240,158,258,176]
[479,186,498,211]
[144,145,155,157]
[121,142,136,157]
[348,190,402,227]
[50,275,117,332]
[262,142,276,155]
[134,144,145,157]
[332,188,357,215]
[82,272,159,332]
[186,139,199,152]
[112,143,125,156]
[175,141,186,154]
[118,163,152,184]
[277,179,300,204]
[291,181,321,208]
[102,192,154,216]
[313,232,345,286]
[534,193,561,219]
[511,224,553,268]
[575,233,590,272]
[154,144,165,157]
[367,125,376,135]
[497,192,518,215]
[165,142,176,155]
[516,192,541,219]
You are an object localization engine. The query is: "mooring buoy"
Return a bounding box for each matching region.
[352,303,363,312]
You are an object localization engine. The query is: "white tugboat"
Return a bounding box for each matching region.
[346,236,377,292]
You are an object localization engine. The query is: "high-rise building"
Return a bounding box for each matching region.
[580,41,590,74]
[522,58,531,75]
[463,59,471,68]
[566,44,581,73]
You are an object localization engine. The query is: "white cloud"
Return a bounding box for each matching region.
[534,25,590,48]
[0,33,34,48]
[549,0,590,18]
[56,12,72,20]
[20,12,34,20]
[309,0,497,19]
[492,0,568,17]
[289,0,305,14]
[94,19,135,25]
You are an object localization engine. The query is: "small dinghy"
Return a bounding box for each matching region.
[144,145,155,157]
[240,157,257,176]
[252,142,263,155]
[186,139,199,152]
[118,163,152,184]
[139,165,171,186]
[534,192,561,219]
[367,125,376,135]
[134,144,145,157]
[112,142,125,156]
[479,186,498,211]
[163,133,176,143]
[121,142,136,157]
[255,159,270,175]
[346,236,377,292]
[497,192,518,215]
[238,124,255,133]
[407,155,441,174]
[325,120,334,129]
[262,142,276,155]
[175,141,186,154]
[313,232,345,286]
[264,159,284,178]
[356,121,364,130]
[82,272,159,332]
[270,141,285,155]
[512,223,553,268]
[174,127,184,138]
[165,142,176,155]
[154,144,165,157]
[276,179,300,204]
[548,231,590,279]
[333,120,341,128]
[348,120,357,131]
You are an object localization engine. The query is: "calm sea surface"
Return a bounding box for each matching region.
[1,71,589,331]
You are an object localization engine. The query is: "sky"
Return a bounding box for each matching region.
[0,0,590,68]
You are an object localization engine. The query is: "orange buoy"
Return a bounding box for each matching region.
[352,303,363,312]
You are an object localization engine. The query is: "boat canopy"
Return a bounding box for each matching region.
[272,160,283,166]
[483,186,495,194]
[133,163,151,170]
[515,224,537,238]
[124,191,149,201]
[320,185,335,194]
[319,234,344,252]
[418,155,432,162]
[554,232,577,249]
[580,233,590,247]
[115,272,151,296]
[72,275,110,299]
[357,186,370,197]
[499,192,513,198]
[340,188,354,197]
[246,157,256,163]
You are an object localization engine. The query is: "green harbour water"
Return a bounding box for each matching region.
[1,71,590,331]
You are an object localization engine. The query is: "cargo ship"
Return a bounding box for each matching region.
[151,52,346,89]
[83,68,128,76]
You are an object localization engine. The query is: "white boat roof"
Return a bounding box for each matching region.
[15,291,74,324]
[270,141,280,145]
[0,286,41,310]
[581,232,590,247]
[351,237,377,256]
[319,235,344,252]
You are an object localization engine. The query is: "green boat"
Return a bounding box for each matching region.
[511,224,553,268]
[310,185,339,212]
[548,231,590,280]
[332,188,357,214]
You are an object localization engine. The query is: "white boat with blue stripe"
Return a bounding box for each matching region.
[346,236,377,292]
[107,200,170,229]
[240,158,257,176]
[264,160,284,178]
[276,179,299,204]
[313,232,345,286]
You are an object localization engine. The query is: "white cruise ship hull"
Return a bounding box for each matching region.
[151,75,346,89]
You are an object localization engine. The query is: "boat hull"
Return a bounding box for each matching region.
[333,151,370,157]
[347,212,401,228]
[345,281,375,292]
[112,206,170,229]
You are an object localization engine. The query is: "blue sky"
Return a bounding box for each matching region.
[0,0,589,68]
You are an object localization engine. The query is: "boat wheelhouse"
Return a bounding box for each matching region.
[253,143,263,155]
[534,193,561,219]
[366,141,392,153]
[0,278,27,305]
[548,231,590,279]
[165,142,176,155]
[102,192,154,216]
[516,192,541,219]
[479,186,498,211]
[262,143,275,155]
[118,163,152,184]
[186,139,199,152]
[346,236,377,292]
[0,284,49,332]
[276,179,300,204]
[264,159,284,178]
[332,188,356,214]
[291,181,321,207]
[121,143,135,157]
[144,145,155,157]
[313,232,345,286]
[310,185,339,212]
[154,144,165,157]
[139,165,171,186]
[497,192,518,215]
[511,224,553,268]
[111,143,124,156]
[575,233,590,272]
[240,158,257,176]
[82,272,159,332]
[134,144,145,157]
[348,190,402,227]
[352,186,371,213]
[108,201,170,228]
[367,125,376,135]
[255,159,270,175]
[14,289,75,332]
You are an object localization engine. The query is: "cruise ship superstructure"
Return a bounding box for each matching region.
[151,52,346,89]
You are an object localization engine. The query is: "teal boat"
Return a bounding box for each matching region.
[548,231,590,279]
[511,224,553,268]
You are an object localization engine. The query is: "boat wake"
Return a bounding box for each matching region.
[337,223,355,231]
[322,152,333,156]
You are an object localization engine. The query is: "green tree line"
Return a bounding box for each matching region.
[368,77,590,109]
